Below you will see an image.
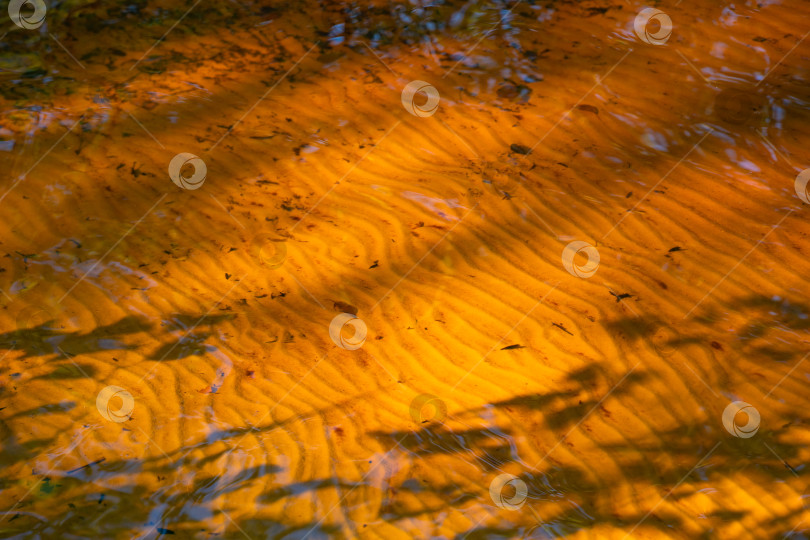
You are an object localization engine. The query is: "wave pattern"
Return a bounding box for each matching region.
[0,0,809,538]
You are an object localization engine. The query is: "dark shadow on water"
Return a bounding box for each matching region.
[0,316,148,361]
[605,294,810,364]
[2,292,807,539]
[2,266,808,531]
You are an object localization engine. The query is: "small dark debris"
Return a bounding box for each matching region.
[197,384,219,394]
[510,143,531,155]
[575,104,599,115]
[369,260,379,269]
[501,344,525,350]
[610,291,632,303]
[552,322,573,336]
[130,163,144,178]
[67,457,106,475]
[333,301,358,315]
[668,246,684,253]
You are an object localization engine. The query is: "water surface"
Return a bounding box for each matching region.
[1,0,809,538]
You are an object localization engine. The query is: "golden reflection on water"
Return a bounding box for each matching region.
[1,0,810,538]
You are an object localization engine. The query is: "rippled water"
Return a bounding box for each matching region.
[1,0,810,538]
